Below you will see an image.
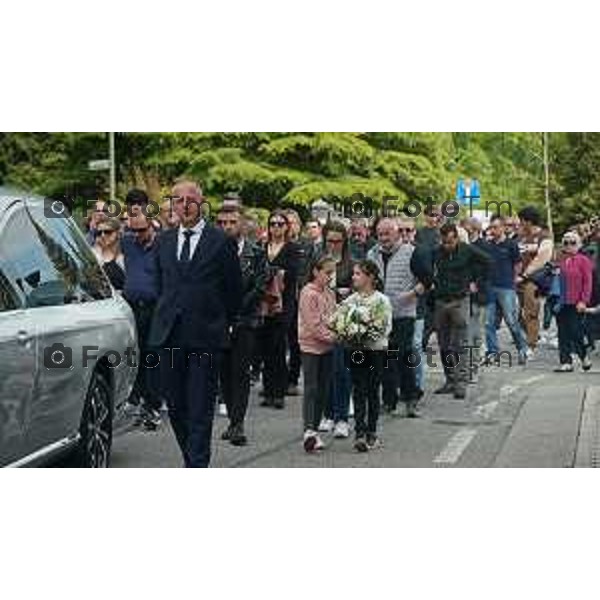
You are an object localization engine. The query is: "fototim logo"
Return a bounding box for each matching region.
[44,196,75,219]
[44,196,212,220]
[42,344,214,371]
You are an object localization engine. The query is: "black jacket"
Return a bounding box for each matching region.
[237,239,268,327]
[148,225,243,351]
[266,241,300,320]
[433,242,491,301]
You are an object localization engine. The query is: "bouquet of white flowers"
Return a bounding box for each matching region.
[329,295,389,347]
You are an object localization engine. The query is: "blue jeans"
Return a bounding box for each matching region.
[328,343,352,423]
[413,318,425,391]
[486,287,527,357]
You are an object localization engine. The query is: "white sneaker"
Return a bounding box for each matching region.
[303,430,324,453]
[554,363,574,373]
[333,421,350,438]
[348,399,354,418]
[318,418,334,433]
[218,403,228,417]
[526,347,536,360]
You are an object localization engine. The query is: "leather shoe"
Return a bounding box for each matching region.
[229,425,248,447]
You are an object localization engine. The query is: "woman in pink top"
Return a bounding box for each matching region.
[298,256,337,453]
[555,231,594,372]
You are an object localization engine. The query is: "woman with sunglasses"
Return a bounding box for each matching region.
[92,217,126,291]
[257,210,300,409]
[554,232,594,372]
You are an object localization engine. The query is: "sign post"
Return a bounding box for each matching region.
[88,133,116,202]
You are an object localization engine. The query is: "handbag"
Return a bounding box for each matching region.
[260,269,285,318]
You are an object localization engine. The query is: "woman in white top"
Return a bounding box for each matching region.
[92,217,126,291]
[341,259,393,452]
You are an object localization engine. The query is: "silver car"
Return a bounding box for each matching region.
[0,188,138,467]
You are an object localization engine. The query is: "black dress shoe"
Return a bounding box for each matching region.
[229,425,248,446]
[272,397,285,409]
[260,397,274,407]
[434,384,455,395]
[221,426,233,441]
[453,388,466,400]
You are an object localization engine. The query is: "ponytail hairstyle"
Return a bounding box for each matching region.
[356,259,384,292]
[307,255,336,283]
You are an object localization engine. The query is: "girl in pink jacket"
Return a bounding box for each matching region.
[298,256,337,452]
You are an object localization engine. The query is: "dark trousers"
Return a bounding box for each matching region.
[159,319,220,468]
[382,317,418,410]
[346,350,385,438]
[434,298,469,393]
[557,306,588,364]
[287,302,302,386]
[301,351,333,431]
[127,299,161,411]
[219,325,255,428]
[327,343,352,422]
[258,317,288,399]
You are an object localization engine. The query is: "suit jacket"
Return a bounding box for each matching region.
[148,225,243,351]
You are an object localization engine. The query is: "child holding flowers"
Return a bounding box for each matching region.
[330,260,393,452]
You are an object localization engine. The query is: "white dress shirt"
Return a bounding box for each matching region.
[177,219,205,260]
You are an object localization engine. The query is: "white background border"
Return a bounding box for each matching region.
[2,1,599,598]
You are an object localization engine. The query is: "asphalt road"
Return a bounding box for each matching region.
[110,332,600,468]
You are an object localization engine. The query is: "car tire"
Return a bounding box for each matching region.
[74,369,113,468]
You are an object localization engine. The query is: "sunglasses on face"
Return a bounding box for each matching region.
[130,227,149,234]
[97,229,117,237]
[399,228,415,234]
[269,221,287,228]
[563,239,578,246]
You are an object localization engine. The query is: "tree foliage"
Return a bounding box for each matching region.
[0,132,597,231]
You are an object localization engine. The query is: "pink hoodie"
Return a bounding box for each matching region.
[560,252,593,306]
[298,282,336,355]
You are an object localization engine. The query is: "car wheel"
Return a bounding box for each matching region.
[75,370,113,468]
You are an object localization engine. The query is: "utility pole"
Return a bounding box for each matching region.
[109,132,116,202]
[542,132,553,238]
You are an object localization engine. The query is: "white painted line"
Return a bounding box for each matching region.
[500,385,519,400]
[519,374,546,386]
[434,429,478,464]
[473,400,499,419]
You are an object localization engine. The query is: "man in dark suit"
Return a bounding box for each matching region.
[148,180,242,467]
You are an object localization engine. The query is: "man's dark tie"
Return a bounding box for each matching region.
[180,229,194,262]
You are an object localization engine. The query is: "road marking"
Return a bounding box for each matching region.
[519,374,546,386]
[500,384,519,400]
[473,400,499,419]
[433,429,478,464]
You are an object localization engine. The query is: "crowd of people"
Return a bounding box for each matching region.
[83,181,600,466]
